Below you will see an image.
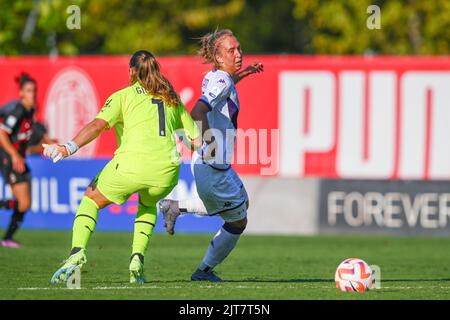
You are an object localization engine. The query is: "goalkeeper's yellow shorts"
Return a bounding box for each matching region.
[92,158,175,206]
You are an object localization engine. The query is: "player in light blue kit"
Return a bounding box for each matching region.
[159,29,263,282]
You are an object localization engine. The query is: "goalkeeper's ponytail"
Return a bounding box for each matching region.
[129,50,181,107]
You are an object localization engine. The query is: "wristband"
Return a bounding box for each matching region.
[63,140,79,155]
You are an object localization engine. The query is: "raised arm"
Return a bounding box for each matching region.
[232,62,264,84]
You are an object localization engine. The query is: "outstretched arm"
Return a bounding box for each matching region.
[232,62,264,84]
[43,118,108,163]
[71,118,108,148]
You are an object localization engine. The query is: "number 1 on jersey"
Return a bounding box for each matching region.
[151,98,166,136]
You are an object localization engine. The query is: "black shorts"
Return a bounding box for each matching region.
[0,150,31,185]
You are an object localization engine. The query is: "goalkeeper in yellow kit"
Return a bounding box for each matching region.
[43,50,201,284]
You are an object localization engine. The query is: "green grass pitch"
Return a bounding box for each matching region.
[1,230,450,299]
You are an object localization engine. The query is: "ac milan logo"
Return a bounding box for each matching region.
[45,67,99,158]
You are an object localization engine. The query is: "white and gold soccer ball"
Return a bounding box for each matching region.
[335,258,374,292]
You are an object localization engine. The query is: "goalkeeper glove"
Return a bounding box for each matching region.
[42,140,79,163]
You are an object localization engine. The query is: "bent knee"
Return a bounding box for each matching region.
[224,217,247,234]
[84,187,110,209]
[15,196,31,212]
[18,201,31,212]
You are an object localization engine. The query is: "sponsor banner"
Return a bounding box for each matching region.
[2,56,450,179]
[0,157,222,232]
[319,179,450,236]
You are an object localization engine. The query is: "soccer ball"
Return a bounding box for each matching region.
[335,258,373,292]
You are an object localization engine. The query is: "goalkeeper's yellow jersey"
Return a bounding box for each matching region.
[96,81,200,187]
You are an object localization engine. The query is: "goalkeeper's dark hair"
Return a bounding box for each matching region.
[198,28,234,67]
[129,50,181,107]
[15,72,36,89]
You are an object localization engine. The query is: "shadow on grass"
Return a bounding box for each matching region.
[106,279,334,284]
[224,278,333,283]
[226,278,450,283]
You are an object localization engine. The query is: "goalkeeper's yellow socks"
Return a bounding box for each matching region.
[71,196,99,250]
[131,203,157,256]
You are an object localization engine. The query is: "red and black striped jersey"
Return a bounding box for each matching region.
[0,101,35,157]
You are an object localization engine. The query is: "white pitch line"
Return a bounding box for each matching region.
[18,287,69,291]
[94,286,183,290]
[14,285,450,291]
[17,286,181,291]
[16,285,317,291]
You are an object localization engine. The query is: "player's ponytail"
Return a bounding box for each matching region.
[129,50,181,107]
[15,72,36,89]
[198,29,234,67]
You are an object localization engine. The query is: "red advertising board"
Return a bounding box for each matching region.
[1,55,450,179]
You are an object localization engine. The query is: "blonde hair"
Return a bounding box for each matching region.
[129,50,181,107]
[198,29,234,67]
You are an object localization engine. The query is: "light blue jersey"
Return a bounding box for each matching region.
[192,69,248,219]
[197,69,240,170]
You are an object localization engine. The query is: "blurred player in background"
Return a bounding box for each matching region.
[0,73,54,248]
[44,50,201,284]
[160,29,263,281]
[27,122,57,155]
